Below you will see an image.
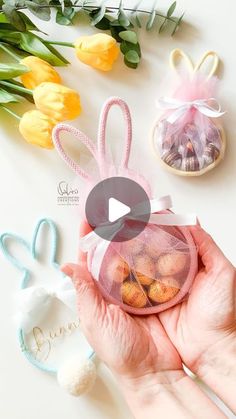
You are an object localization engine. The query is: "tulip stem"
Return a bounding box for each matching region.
[0,43,21,62]
[45,41,74,48]
[0,80,33,95]
[0,105,21,120]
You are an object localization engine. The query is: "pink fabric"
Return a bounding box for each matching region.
[52,97,198,315]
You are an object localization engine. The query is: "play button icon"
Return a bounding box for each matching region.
[85,177,151,242]
[108,198,130,223]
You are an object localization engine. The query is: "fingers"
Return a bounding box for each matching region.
[190,225,227,271]
[61,262,105,327]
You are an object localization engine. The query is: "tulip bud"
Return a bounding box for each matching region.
[74,33,119,71]
[20,56,62,89]
[19,110,55,149]
[33,82,82,121]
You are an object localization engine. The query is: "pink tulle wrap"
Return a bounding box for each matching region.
[153,72,224,173]
[53,97,198,315]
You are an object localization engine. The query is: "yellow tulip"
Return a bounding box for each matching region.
[33,82,82,121]
[74,33,119,71]
[19,110,55,149]
[20,56,62,89]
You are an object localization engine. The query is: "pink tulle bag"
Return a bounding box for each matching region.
[53,97,198,315]
[152,49,226,176]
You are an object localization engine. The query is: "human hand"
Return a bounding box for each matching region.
[61,222,227,419]
[159,225,236,412]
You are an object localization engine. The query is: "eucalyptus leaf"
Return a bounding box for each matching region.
[167,1,176,17]
[56,7,75,25]
[0,87,19,103]
[25,0,51,21]
[16,12,43,31]
[110,25,126,43]
[171,12,184,35]
[0,63,29,79]
[119,30,137,44]
[94,15,110,30]
[146,8,156,30]
[120,40,141,57]
[19,32,68,66]
[135,13,141,28]
[159,18,167,33]
[118,9,130,27]
[124,56,138,69]
[91,2,106,26]
[125,49,140,64]
[2,5,26,31]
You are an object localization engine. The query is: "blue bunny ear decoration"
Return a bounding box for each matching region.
[0,218,96,397]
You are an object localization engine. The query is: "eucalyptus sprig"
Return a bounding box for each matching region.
[0,0,184,69]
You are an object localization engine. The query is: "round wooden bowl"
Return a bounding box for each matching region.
[151,120,226,177]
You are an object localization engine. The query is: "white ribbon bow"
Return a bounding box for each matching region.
[15,277,77,333]
[80,196,196,281]
[156,96,225,124]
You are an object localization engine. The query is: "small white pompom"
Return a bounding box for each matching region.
[57,356,96,397]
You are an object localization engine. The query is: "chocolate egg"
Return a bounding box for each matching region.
[134,272,153,286]
[181,156,200,172]
[107,255,130,283]
[162,150,182,169]
[148,277,180,303]
[121,281,147,308]
[203,143,220,165]
[134,254,155,278]
[156,252,187,276]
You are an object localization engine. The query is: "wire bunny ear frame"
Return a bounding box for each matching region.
[151,49,226,177]
[52,96,152,195]
[0,218,95,396]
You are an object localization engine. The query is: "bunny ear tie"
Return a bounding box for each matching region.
[14,278,77,333]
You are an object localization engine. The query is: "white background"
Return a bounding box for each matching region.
[0,0,236,418]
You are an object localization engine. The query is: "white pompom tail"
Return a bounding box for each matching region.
[57,356,96,397]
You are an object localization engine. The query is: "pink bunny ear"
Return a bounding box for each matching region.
[97,97,132,177]
[52,123,98,182]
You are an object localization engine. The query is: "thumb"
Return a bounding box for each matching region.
[190,225,228,271]
[61,262,106,330]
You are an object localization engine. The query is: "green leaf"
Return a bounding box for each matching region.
[0,22,16,30]
[91,2,106,26]
[171,12,184,35]
[146,8,156,30]
[0,87,19,103]
[125,49,140,64]
[94,15,110,30]
[18,11,43,31]
[120,40,141,57]
[0,63,29,80]
[167,1,176,17]
[56,7,75,25]
[109,25,126,43]
[135,13,141,28]
[159,18,167,33]
[5,79,34,102]
[25,0,51,21]
[119,30,137,44]
[0,42,29,60]
[44,41,70,65]
[124,56,138,69]
[118,4,130,27]
[19,33,68,66]
[2,5,26,31]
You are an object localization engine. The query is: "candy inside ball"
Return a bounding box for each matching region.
[57,356,96,396]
